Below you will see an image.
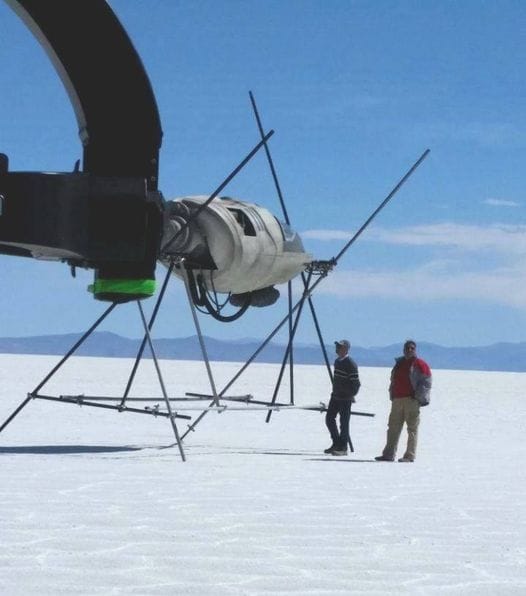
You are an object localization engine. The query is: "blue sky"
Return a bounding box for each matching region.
[0,0,525,348]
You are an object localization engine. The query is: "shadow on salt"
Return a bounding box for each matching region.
[0,444,144,455]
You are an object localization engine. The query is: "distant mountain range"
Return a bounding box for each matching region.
[0,332,525,372]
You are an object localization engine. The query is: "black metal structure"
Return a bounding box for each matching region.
[0,137,427,458]
[0,1,431,460]
[0,255,373,462]
[0,0,164,298]
[7,0,162,181]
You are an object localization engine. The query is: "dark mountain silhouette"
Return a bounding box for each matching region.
[0,332,524,372]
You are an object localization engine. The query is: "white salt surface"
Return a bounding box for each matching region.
[0,354,525,595]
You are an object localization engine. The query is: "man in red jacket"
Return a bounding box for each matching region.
[375,339,432,463]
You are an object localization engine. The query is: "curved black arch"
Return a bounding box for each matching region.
[6,0,163,189]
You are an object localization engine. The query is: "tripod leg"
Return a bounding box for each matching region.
[33,302,117,395]
[0,395,32,434]
[137,301,186,461]
[180,263,219,405]
[121,262,174,407]
[348,414,354,453]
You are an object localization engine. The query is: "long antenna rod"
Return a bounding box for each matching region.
[249,91,334,381]
[265,270,313,423]
[248,91,296,407]
[161,129,274,254]
[33,302,117,395]
[249,91,290,225]
[333,149,430,264]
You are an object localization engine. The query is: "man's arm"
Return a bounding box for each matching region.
[414,359,432,404]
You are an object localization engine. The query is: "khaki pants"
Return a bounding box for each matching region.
[382,397,420,461]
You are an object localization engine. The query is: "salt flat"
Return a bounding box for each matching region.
[0,354,525,595]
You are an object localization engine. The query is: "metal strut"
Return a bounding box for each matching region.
[120,260,175,407]
[248,91,339,433]
[265,270,313,423]
[249,91,296,407]
[161,129,274,254]
[136,300,186,461]
[0,302,117,434]
[0,293,190,460]
[179,259,220,406]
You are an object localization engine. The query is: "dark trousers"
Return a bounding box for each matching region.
[325,397,352,450]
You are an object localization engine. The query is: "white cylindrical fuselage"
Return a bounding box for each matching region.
[164,196,311,293]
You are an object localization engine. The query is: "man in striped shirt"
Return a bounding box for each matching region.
[324,339,361,456]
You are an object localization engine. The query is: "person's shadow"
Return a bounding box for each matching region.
[306,457,377,463]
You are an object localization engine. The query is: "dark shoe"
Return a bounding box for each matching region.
[375,455,394,462]
[324,445,336,454]
[331,449,348,456]
[398,457,414,462]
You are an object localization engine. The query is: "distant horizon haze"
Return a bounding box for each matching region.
[0,331,524,373]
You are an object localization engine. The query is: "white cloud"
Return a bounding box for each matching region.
[302,229,351,241]
[300,223,526,309]
[305,223,526,255]
[483,198,520,208]
[312,262,526,309]
[370,223,526,254]
[454,122,526,147]
[419,120,526,148]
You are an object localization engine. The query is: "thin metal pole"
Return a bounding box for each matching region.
[305,288,333,382]
[0,302,117,434]
[181,283,313,439]
[249,91,290,225]
[179,261,220,405]
[32,394,192,419]
[180,403,215,439]
[161,130,274,254]
[265,276,310,423]
[287,280,294,405]
[220,296,305,396]
[333,149,430,264]
[349,407,354,453]
[137,301,186,461]
[185,392,252,401]
[57,395,213,402]
[248,91,300,404]
[33,302,117,395]
[0,395,32,434]
[249,91,296,406]
[121,261,175,406]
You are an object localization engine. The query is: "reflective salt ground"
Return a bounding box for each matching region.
[0,354,525,595]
